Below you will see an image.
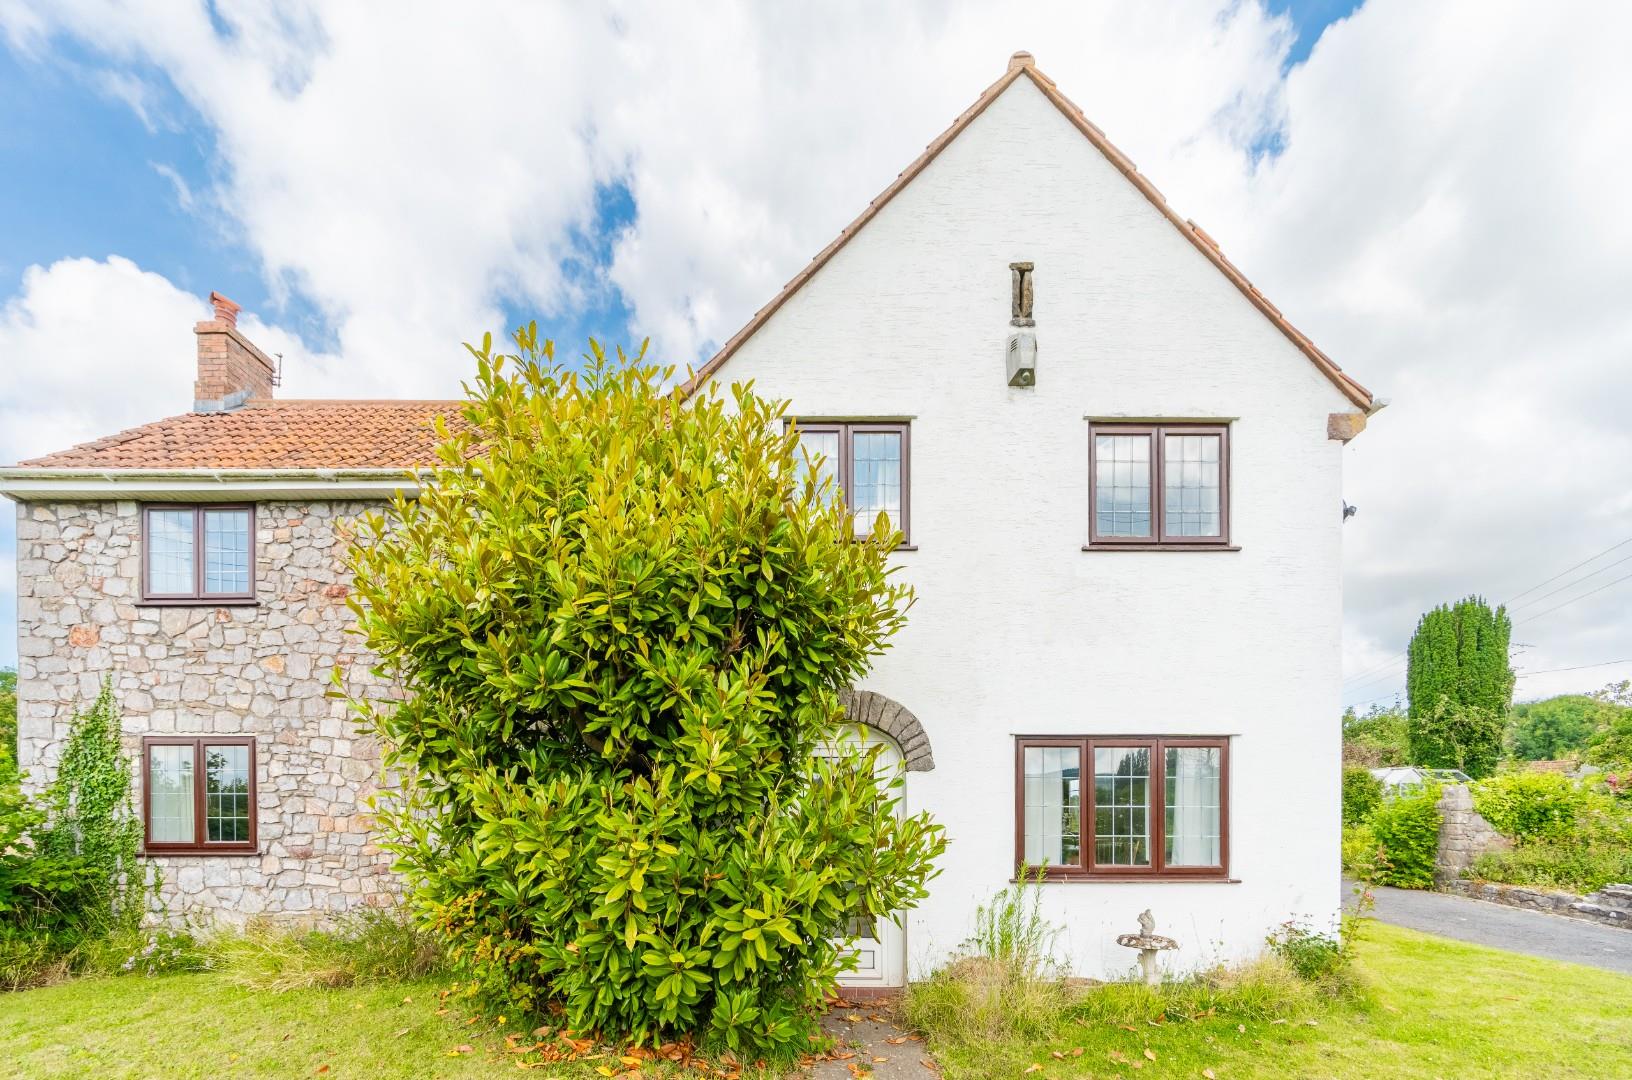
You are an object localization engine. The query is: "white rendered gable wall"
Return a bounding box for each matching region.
[708,77,1357,979]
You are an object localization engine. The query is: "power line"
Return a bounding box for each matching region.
[1342,658,1410,696]
[1515,658,1632,679]
[1344,534,1632,690]
[1514,569,1632,626]
[1507,550,1632,614]
[1504,535,1632,606]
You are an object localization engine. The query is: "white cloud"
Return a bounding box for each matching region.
[1,1,1630,699]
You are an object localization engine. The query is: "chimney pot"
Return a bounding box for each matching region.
[209,291,241,328]
[194,291,274,412]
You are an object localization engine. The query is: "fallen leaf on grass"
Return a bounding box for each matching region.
[1144,1048,1157,1061]
[1203,1070,1217,1079]
[315,1068,330,1076]
[392,1028,410,1038]
[1236,1024,1246,1033]
[885,1035,911,1045]
[1023,1066,1044,1075]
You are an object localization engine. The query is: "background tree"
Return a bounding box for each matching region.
[1586,680,1632,768]
[1405,596,1513,775]
[0,668,16,775]
[1507,694,1614,761]
[1342,702,1409,767]
[348,332,945,1056]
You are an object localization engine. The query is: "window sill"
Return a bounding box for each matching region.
[1012,875,1239,884]
[1081,544,1240,553]
[137,598,261,607]
[143,848,260,858]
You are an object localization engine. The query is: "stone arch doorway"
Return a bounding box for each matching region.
[838,688,934,772]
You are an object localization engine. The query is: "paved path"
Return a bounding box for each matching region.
[809,999,938,1079]
[1365,882,1632,974]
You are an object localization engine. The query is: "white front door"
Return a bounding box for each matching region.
[824,724,907,989]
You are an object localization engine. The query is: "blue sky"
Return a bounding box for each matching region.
[0,2,1354,372]
[3,1,1631,709]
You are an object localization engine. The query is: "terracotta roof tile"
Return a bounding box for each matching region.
[15,400,466,471]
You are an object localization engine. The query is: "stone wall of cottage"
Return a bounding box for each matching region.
[14,498,400,924]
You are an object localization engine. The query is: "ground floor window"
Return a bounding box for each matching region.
[142,736,257,854]
[1015,736,1227,879]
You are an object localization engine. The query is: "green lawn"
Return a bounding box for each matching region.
[0,975,767,1079]
[2,923,1629,1078]
[926,921,1632,1079]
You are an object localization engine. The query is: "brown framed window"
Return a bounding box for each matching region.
[142,736,257,854]
[790,421,910,544]
[140,504,257,603]
[1088,424,1230,547]
[1014,736,1228,879]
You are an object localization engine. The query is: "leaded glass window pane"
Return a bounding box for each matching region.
[850,431,902,538]
[1162,434,1222,537]
[1094,434,1152,537]
[204,744,251,843]
[148,744,194,843]
[796,429,842,508]
[1092,746,1151,867]
[203,509,251,594]
[1023,746,1080,866]
[1165,746,1222,866]
[147,509,195,594]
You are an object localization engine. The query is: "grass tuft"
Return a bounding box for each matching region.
[205,909,448,991]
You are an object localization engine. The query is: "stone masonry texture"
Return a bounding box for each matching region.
[14,499,399,924]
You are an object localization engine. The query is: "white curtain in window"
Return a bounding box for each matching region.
[1023,746,1080,866]
[1165,747,1220,867]
[149,744,194,843]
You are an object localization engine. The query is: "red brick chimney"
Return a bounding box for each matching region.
[194,291,277,412]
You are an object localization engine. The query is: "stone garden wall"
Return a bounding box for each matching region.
[1434,784,1509,886]
[1434,783,1631,931]
[14,499,400,924]
[1444,880,1632,929]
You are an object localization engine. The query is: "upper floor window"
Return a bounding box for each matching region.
[141,504,256,603]
[1088,423,1230,547]
[791,421,910,545]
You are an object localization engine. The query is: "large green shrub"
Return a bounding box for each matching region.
[1470,772,1585,843]
[1369,785,1442,889]
[0,771,97,936]
[347,334,945,1056]
[1341,767,1383,826]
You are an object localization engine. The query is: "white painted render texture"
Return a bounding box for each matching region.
[704,76,1359,980]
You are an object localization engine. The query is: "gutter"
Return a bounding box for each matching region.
[0,467,432,501]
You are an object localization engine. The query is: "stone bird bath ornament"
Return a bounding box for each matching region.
[1117,909,1179,986]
